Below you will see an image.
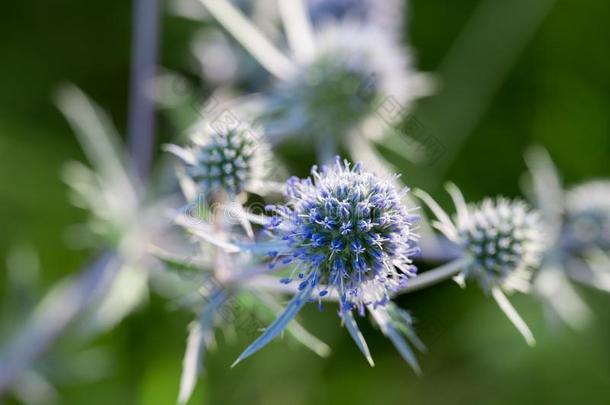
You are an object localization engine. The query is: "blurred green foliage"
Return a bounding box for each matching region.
[1,0,609,404]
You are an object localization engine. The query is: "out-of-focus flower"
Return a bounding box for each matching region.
[263,21,418,146]
[232,158,424,372]
[565,181,610,250]
[523,147,610,330]
[195,0,432,164]
[0,87,164,403]
[57,85,172,333]
[564,181,610,294]
[416,184,545,346]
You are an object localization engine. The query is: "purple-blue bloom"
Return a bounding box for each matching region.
[232,157,421,368]
[268,156,419,313]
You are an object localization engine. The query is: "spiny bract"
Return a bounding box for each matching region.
[267,157,419,313]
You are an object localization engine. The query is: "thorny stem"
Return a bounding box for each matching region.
[397,256,471,294]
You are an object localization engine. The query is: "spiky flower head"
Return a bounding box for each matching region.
[565,181,610,249]
[457,198,545,292]
[265,21,417,141]
[267,157,419,313]
[419,185,545,293]
[169,124,270,197]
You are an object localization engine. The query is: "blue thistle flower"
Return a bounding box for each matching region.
[457,198,544,293]
[417,184,545,346]
[166,124,270,197]
[523,147,602,331]
[419,185,544,293]
[233,157,421,368]
[270,157,419,312]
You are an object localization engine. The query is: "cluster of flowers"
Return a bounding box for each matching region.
[55,1,610,403]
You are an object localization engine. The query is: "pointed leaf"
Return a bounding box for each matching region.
[256,292,330,358]
[178,322,204,404]
[232,282,313,366]
[392,307,427,353]
[384,322,422,375]
[491,287,535,347]
[286,320,331,358]
[55,85,137,207]
[199,0,295,79]
[535,264,591,331]
[177,291,225,404]
[341,310,374,366]
[414,188,459,242]
[370,307,421,374]
[524,145,563,237]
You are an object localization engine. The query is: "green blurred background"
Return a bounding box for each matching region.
[1,0,609,404]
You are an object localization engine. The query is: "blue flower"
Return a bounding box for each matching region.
[270,157,419,311]
[417,184,544,346]
[233,157,422,368]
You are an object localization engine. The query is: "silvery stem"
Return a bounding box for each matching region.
[398,256,471,294]
[241,257,471,300]
[128,0,160,182]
